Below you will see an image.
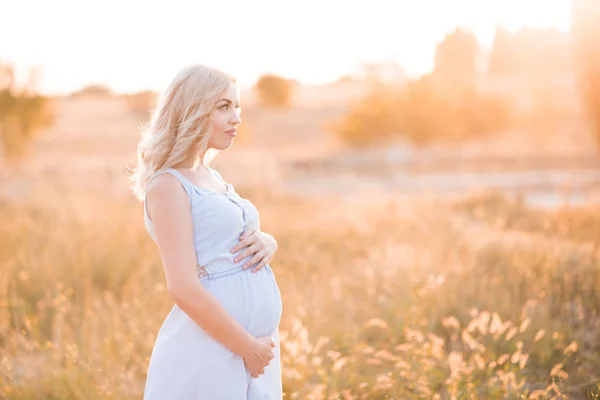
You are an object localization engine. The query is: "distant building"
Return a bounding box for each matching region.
[478,26,578,114]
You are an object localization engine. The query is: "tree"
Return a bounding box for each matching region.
[332,74,511,147]
[488,26,515,77]
[489,26,571,79]
[356,61,407,84]
[0,63,54,169]
[572,0,600,149]
[433,28,480,90]
[254,74,293,108]
[122,90,158,122]
[70,84,112,97]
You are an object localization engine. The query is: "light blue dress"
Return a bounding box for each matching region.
[142,167,283,400]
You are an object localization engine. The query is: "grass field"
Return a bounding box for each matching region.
[2,85,600,399]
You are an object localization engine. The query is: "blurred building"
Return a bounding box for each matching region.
[478,26,578,115]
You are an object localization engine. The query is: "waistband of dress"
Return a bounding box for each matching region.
[197,260,272,282]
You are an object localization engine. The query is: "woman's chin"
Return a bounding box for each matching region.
[218,138,235,151]
[207,136,236,152]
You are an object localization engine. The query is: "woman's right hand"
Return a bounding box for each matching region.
[243,335,275,378]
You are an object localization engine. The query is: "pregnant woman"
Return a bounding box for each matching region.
[128,64,283,399]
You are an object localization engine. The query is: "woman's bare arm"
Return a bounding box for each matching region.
[146,173,265,361]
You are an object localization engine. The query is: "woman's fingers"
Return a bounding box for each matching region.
[241,229,257,240]
[243,250,266,270]
[251,368,264,379]
[230,230,257,254]
[234,243,261,263]
[251,254,269,273]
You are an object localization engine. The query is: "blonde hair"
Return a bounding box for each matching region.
[127,64,236,200]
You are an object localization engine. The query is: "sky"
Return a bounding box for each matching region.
[0,0,571,95]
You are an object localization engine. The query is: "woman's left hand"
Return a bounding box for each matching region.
[230,229,278,272]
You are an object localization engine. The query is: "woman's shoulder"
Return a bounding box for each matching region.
[146,171,190,205]
[145,171,191,222]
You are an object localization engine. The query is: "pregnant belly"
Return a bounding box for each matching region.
[203,266,282,338]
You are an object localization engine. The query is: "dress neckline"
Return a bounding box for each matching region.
[167,167,232,195]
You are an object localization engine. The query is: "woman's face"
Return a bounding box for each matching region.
[207,83,242,151]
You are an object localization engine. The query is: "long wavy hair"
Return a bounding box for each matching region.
[127,64,236,201]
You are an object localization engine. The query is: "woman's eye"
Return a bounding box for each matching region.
[220,104,229,110]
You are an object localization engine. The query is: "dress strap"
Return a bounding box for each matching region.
[163,168,193,198]
[142,169,201,266]
[143,168,193,224]
[208,167,225,183]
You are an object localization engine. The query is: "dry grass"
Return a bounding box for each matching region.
[2,87,600,399]
[1,185,600,399]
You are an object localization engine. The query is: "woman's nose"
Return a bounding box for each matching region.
[230,113,241,124]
